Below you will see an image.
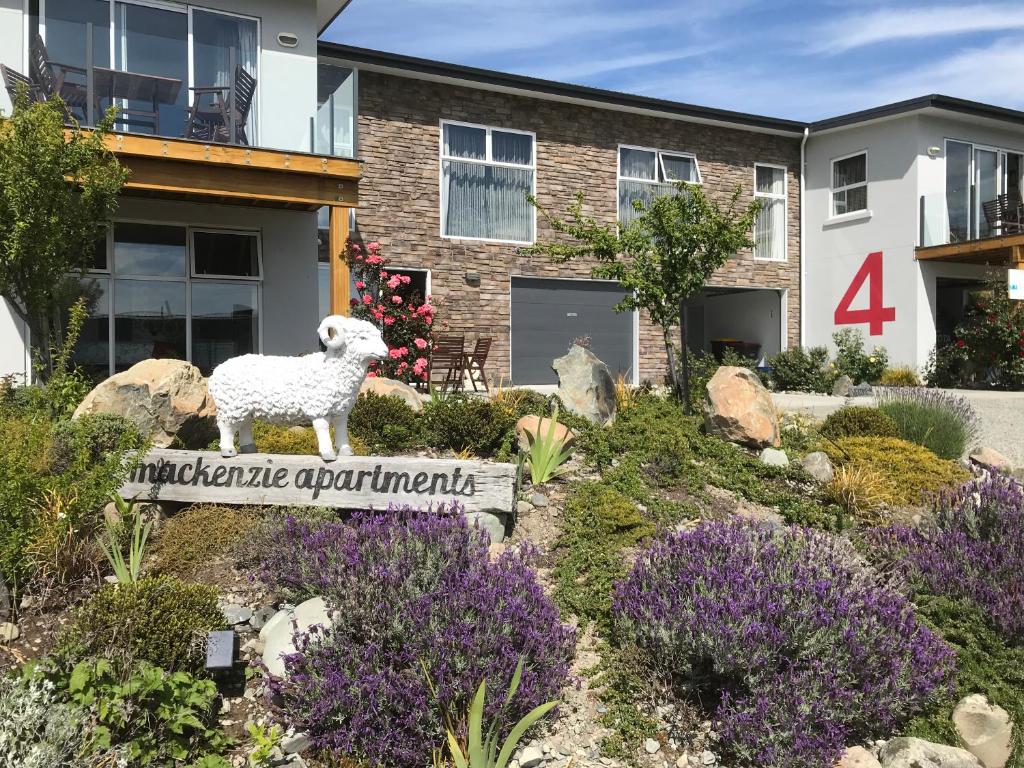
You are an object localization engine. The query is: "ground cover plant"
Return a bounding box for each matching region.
[259,510,575,767]
[152,504,262,579]
[0,674,96,767]
[613,520,955,768]
[876,387,979,460]
[820,406,899,440]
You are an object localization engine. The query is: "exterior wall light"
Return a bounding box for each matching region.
[927,146,942,157]
[278,33,299,48]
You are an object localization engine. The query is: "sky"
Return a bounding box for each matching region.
[322,0,1024,122]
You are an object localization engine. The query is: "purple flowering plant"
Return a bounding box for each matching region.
[612,520,954,768]
[259,506,575,767]
[866,472,1024,641]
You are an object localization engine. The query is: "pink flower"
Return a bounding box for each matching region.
[362,294,372,306]
[424,316,433,325]
[368,241,381,252]
[388,348,402,359]
[401,275,412,285]
[383,316,395,326]
[349,298,359,307]
[380,271,388,280]
[413,356,428,374]
[366,370,376,378]
[391,295,403,305]
[355,281,366,290]
[414,338,428,350]
[387,275,402,290]
[365,254,383,266]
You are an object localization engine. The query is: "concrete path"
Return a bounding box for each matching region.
[773,389,1024,467]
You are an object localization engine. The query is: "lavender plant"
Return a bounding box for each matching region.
[260,509,575,767]
[866,473,1024,641]
[613,520,954,768]
[875,387,979,459]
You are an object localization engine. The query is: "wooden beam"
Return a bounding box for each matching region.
[916,233,1024,263]
[329,206,351,316]
[1013,244,1024,269]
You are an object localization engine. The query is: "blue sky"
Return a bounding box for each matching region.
[322,0,1024,121]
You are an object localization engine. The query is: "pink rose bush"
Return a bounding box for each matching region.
[348,239,436,383]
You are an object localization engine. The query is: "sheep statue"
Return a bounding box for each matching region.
[208,315,389,461]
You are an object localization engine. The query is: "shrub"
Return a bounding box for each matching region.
[876,387,979,460]
[778,411,822,454]
[422,395,517,456]
[0,674,95,767]
[152,504,260,579]
[259,510,575,767]
[60,575,224,673]
[880,366,921,387]
[827,437,969,507]
[251,420,368,457]
[50,413,142,474]
[820,406,899,440]
[349,391,422,453]
[767,346,833,393]
[613,520,954,768]
[865,473,1024,641]
[490,387,553,420]
[825,465,888,525]
[832,328,888,384]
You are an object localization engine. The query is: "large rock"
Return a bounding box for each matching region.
[704,367,780,449]
[552,344,617,425]
[515,414,575,452]
[833,375,854,397]
[953,694,1013,768]
[836,746,882,768]
[760,447,789,467]
[74,359,216,448]
[359,376,423,413]
[261,597,332,678]
[879,737,984,768]
[969,448,1013,473]
[802,451,835,483]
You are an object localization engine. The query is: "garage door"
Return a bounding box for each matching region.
[511,277,634,385]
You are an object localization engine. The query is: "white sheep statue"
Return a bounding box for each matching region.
[208,315,389,461]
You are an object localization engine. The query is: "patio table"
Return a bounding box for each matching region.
[88,67,182,135]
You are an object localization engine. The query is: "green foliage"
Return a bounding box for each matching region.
[0,94,126,376]
[245,722,283,768]
[767,346,833,392]
[820,406,899,440]
[60,576,224,673]
[880,366,922,387]
[248,420,369,457]
[349,391,423,454]
[585,642,661,761]
[43,658,228,766]
[826,437,969,507]
[877,389,979,461]
[152,504,260,579]
[423,395,517,457]
[97,493,151,584]
[428,659,558,768]
[525,184,759,395]
[50,412,142,474]
[832,328,888,384]
[524,408,575,485]
[904,596,1024,766]
[0,674,98,767]
[778,411,822,455]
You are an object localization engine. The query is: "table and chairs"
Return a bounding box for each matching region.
[427,335,494,393]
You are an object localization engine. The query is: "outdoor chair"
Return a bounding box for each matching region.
[465,337,492,392]
[982,193,1024,236]
[1,64,42,106]
[29,34,88,119]
[184,66,257,145]
[428,334,467,393]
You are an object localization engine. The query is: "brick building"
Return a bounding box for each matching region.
[318,44,806,386]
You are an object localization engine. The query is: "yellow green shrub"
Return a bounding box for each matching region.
[252,420,368,456]
[880,366,922,387]
[152,504,261,578]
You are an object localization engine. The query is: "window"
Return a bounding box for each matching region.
[71,223,261,377]
[617,146,700,225]
[440,121,535,243]
[831,153,867,216]
[754,164,787,261]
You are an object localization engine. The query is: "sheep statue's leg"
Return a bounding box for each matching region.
[312,417,337,462]
[332,412,353,457]
[238,419,256,454]
[218,418,238,458]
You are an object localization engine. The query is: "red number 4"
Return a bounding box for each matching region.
[834,251,895,336]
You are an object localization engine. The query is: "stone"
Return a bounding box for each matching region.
[879,736,983,768]
[249,605,277,632]
[0,622,19,643]
[837,746,882,768]
[969,448,1013,473]
[704,367,780,449]
[759,447,790,467]
[676,756,689,768]
[552,344,617,425]
[952,694,1013,768]
[644,739,661,755]
[465,511,506,543]
[282,732,313,754]
[530,492,549,508]
[516,415,575,452]
[220,604,253,626]
[261,597,332,678]
[519,745,545,768]
[832,375,854,397]
[849,383,874,398]
[802,451,835,482]
[701,751,716,765]
[74,358,217,448]
[360,376,424,413]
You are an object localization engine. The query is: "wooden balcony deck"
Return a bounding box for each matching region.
[916,232,1024,268]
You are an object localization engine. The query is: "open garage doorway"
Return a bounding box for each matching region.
[683,287,786,367]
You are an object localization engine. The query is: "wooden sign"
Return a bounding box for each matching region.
[120,449,517,515]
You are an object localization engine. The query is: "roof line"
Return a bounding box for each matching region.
[810,94,1024,132]
[318,0,356,36]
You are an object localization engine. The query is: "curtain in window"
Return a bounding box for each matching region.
[618,180,679,225]
[662,155,697,183]
[443,124,486,159]
[192,10,258,137]
[442,161,534,241]
[755,198,785,260]
[620,148,656,180]
[833,155,865,188]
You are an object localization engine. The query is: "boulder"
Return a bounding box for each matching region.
[261,597,332,678]
[849,382,874,397]
[952,694,1013,768]
[802,451,835,483]
[836,746,882,768]
[74,359,216,448]
[515,415,575,452]
[833,375,854,397]
[879,737,984,768]
[0,622,19,643]
[359,376,423,413]
[552,345,616,425]
[760,447,790,467]
[969,448,1013,473]
[465,511,507,543]
[704,367,780,449]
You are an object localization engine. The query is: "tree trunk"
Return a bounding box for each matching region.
[663,328,681,403]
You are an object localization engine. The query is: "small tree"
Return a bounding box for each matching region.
[525,184,759,408]
[0,92,126,379]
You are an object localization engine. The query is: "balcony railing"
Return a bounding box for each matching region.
[919,191,1024,247]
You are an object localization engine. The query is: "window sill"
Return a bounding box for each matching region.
[824,209,872,227]
[441,234,535,247]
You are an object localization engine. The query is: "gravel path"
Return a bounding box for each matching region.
[773,389,1024,469]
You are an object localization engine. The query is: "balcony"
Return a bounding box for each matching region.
[917,192,1024,268]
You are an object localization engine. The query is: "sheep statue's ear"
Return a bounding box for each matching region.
[318,315,347,351]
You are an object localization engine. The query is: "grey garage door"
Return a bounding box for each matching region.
[511,278,633,385]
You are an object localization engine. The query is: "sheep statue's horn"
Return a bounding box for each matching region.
[317,316,346,351]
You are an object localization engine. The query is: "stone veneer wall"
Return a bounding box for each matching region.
[354,71,802,385]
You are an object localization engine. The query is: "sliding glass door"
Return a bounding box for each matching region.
[191,8,259,139]
[974,148,999,239]
[945,140,1024,241]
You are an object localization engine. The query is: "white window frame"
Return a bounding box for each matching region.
[830,150,868,218]
[438,118,537,246]
[616,144,702,223]
[753,162,788,262]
